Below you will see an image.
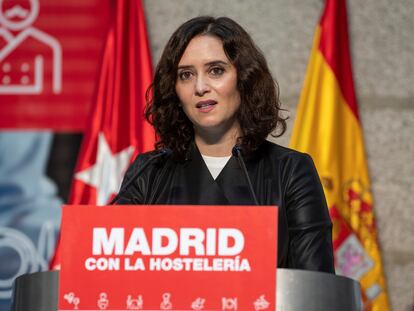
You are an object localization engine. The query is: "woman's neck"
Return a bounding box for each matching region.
[194,123,242,157]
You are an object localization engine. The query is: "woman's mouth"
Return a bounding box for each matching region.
[196,100,217,112]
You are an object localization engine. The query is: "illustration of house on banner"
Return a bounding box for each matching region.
[0,0,61,94]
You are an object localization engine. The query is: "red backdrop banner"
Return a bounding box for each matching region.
[59,205,278,311]
[0,0,109,131]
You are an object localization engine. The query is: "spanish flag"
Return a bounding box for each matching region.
[289,0,390,310]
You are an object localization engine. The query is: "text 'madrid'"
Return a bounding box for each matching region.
[84,227,251,272]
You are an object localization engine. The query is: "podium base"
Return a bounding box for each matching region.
[12,269,361,311]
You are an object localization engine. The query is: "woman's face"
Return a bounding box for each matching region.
[175,35,241,137]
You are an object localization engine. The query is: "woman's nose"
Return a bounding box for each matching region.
[195,74,210,96]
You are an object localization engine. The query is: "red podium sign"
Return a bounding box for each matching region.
[58,205,278,311]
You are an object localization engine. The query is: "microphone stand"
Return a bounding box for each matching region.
[109,148,172,205]
[232,145,259,205]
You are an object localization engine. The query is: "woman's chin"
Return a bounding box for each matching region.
[194,119,222,130]
[194,120,240,136]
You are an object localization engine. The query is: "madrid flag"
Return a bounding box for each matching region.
[289,0,390,310]
[50,0,155,268]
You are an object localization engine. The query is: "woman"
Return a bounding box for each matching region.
[117,16,334,273]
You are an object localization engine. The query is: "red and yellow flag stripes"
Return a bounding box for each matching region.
[289,0,390,310]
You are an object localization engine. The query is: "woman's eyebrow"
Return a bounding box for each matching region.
[177,60,230,70]
[204,60,229,67]
[177,65,193,70]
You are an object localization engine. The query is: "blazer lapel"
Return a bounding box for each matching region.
[171,144,230,205]
[215,156,257,205]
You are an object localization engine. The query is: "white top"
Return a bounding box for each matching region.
[201,154,231,180]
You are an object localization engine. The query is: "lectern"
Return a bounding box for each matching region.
[11,269,361,311]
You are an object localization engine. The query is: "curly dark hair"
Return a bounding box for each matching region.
[145,16,286,158]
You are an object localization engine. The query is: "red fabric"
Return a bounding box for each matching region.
[318,0,359,120]
[50,0,155,268]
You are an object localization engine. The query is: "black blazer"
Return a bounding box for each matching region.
[117,140,335,273]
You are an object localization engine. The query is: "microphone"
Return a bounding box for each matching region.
[109,148,172,205]
[232,145,259,205]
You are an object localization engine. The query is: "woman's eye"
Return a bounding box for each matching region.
[210,67,225,76]
[178,71,192,81]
